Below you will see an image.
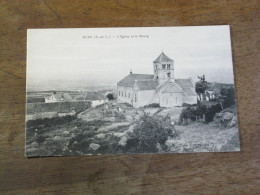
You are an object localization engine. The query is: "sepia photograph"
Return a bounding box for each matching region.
[26,26,240,157]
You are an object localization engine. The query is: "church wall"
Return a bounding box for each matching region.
[117,85,134,105]
[183,95,197,105]
[160,92,183,107]
[133,90,156,108]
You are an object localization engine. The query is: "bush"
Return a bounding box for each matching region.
[27,115,77,129]
[144,103,160,108]
[220,87,236,108]
[180,102,222,123]
[27,97,45,103]
[125,114,175,153]
[106,93,115,101]
[204,103,222,122]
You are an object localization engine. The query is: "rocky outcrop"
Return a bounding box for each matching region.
[213,108,238,128]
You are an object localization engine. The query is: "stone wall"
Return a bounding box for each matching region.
[26,101,91,114]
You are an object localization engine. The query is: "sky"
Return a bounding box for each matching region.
[27,25,235,90]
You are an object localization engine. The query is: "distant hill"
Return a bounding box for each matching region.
[27,82,116,92]
[207,82,234,94]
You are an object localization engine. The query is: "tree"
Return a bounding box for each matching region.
[219,87,235,108]
[195,75,209,101]
[106,93,115,101]
[125,114,175,153]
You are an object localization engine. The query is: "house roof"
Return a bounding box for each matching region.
[49,92,73,101]
[52,93,63,100]
[153,52,173,63]
[136,79,159,90]
[175,79,196,96]
[117,74,154,87]
[161,82,183,93]
[117,73,196,96]
[63,93,74,101]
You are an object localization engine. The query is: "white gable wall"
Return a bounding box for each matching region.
[45,95,57,103]
[159,92,183,107]
[133,90,156,108]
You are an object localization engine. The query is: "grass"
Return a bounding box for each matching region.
[26,102,240,156]
[166,122,240,153]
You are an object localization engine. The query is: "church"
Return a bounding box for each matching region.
[117,52,197,108]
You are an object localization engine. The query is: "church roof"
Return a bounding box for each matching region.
[161,82,183,93]
[117,74,154,87]
[137,79,159,90]
[117,74,196,96]
[153,52,173,63]
[175,79,196,96]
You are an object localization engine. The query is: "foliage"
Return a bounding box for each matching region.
[67,120,107,154]
[27,115,77,129]
[106,93,115,101]
[219,87,236,108]
[35,135,46,144]
[203,103,222,122]
[180,102,222,123]
[125,114,175,153]
[195,75,209,100]
[27,97,45,103]
[180,106,198,122]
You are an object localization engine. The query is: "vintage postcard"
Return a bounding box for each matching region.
[26,26,240,157]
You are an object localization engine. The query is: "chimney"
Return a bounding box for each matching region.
[130,69,132,74]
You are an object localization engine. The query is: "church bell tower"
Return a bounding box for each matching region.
[153,52,174,85]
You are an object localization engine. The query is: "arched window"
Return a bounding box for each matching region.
[118,91,120,96]
[167,64,171,69]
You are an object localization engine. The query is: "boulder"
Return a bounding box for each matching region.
[126,115,133,122]
[215,112,224,118]
[89,143,100,151]
[221,112,234,121]
[53,136,61,140]
[30,141,39,148]
[119,136,128,146]
[96,133,106,139]
[127,125,135,133]
[228,116,237,128]
[63,131,70,135]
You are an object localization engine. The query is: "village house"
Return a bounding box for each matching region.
[117,52,197,108]
[45,92,73,103]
